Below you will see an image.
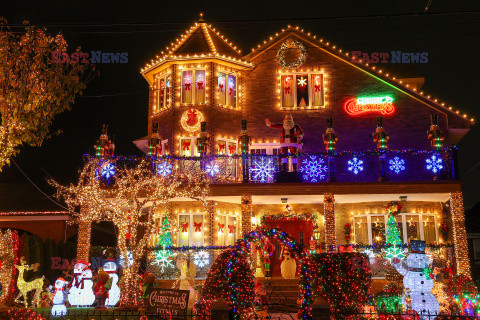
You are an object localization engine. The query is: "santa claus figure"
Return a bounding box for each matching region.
[265,115,304,172]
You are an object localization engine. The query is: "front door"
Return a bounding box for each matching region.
[264,219,314,277]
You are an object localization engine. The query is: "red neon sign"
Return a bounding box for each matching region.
[344,96,395,116]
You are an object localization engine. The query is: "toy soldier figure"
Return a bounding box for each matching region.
[94,125,115,157]
[238,120,251,182]
[427,114,444,150]
[372,116,389,181]
[323,117,338,181]
[147,122,162,157]
[265,114,304,172]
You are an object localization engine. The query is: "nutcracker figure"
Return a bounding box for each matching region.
[238,119,251,155]
[372,116,389,150]
[427,114,444,150]
[265,115,304,172]
[196,122,208,155]
[322,117,338,153]
[147,122,162,157]
[94,125,115,157]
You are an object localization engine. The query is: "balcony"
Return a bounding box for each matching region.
[106,148,456,184]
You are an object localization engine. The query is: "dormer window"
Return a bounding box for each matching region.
[281,73,325,109]
[182,69,206,104]
[217,73,236,108]
[153,73,171,113]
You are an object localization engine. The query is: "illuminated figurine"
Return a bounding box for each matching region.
[147,122,163,157]
[238,119,251,155]
[265,114,304,172]
[94,125,115,157]
[280,246,297,279]
[103,259,121,307]
[393,240,439,320]
[81,267,96,306]
[94,270,112,309]
[196,122,208,155]
[322,117,338,153]
[427,114,444,150]
[50,277,68,317]
[68,260,93,307]
[372,116,389,150]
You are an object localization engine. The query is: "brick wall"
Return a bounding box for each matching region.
[0,220,74,242]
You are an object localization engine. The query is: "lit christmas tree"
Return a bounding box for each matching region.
[152,217,174,272]
[384,202,407,262]
[157,217,173,249]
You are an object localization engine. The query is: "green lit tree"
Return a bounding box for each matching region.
[152,217,175,273]
[384,213,406,262]
[157,217,173,249]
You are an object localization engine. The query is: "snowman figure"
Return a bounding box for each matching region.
[393,240,439,320]
[68,260,87,306]
[80,267,96,306]
[103,259,121,306]
[280,246,297,279]
[50,277,68,317]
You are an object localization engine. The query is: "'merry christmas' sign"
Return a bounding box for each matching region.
[344,96,395,116]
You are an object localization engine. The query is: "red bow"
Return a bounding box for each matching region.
[197,81,204,90]
[182,141,191,151]
[228,145,236,154]
[229,87,235,96]
[314,84,321,92]
[228,225,235,234]
[194,222,202,232]
[284,86,291,95]
[218,84,224,93]
[184,82,191,91]
[339,245,353,253]
[186,109,198,126]
[218,143,226,152]
[218,223,225,232]
[181,223,189,232]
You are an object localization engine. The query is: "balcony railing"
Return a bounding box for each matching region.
[99,148,456,184]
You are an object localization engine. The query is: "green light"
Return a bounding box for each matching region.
[357,96,393,105]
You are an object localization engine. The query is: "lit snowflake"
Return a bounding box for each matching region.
[388,157,406,174]
[151,249,174,273]
[347,157,364,175]
[157,161,173,177]
[297,77,307,87]
[206,162,220,177]
[383,244,408,263]
[250,157,276,182]
[100,163,115,179]
[426,154,443,173]
[193,250,210,268]
[300,155,328,182]
[362,248,377,263]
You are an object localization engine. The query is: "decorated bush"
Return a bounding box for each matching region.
[195,248,255,318]
[309,252,372,313]
[447,275,480,316]
[376,282,403,314]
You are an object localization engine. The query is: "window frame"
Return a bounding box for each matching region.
[216,213,238,246]
[217,138,238,155]
[217,72,237,109]
[177,213,205,247]
[153,72,171,113]
[280,72,325,109]
[181,68,207,105]
[179,136,200,157]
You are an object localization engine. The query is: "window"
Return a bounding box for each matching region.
[179,137,200,157]
[353,213,438,245]
[216,214,237,246]
[153,73,171,112]
[161,139,169,156]
[217,139,237,155]
[250,143,280,155]
[217,73,237,108]
[178,213,204,246]
[182,69,206,104]
[281,73,324,109]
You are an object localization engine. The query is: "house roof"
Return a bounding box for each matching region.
[141,14,252,75]
[244,25,474,125]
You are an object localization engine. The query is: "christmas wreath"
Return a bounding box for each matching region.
[276,39,307,69]
[181,109,204,132]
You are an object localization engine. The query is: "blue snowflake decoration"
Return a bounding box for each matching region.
[250,157,276,182]
[205,162,220,177]
[388,157,406,174]
[100,163,115,179]
[300,155,328,182]
[347,157,364,175]
[426,154,443,173]
[157,161,172,177]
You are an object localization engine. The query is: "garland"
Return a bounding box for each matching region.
[260,212,318,229]
[440,222,448,242]
[344,223,352,243]
[276,39,307,69]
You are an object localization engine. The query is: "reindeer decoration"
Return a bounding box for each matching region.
[14,257,44,308]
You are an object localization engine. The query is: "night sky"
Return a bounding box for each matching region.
[1,1,479,207]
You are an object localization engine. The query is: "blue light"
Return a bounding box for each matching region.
[388,156,406,174]
[250,156,276,182]
[299,155,328,182]
[100,163,115,179]
[347,157,364,175]
[156,161,172,177]
[426,154,443,173]
[205,162,220,177]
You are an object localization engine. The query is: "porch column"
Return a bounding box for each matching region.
[450,191,471,277]
[241,194,253,236]
[77,218,92,262]
[205,201,216,246]
[324,193,336,252]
